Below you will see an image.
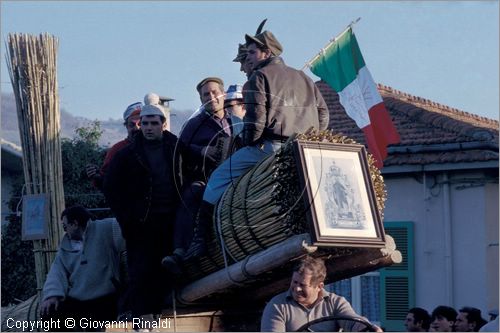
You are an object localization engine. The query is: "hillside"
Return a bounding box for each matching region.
[1,93,193,147]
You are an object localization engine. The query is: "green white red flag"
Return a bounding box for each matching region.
[310,27,400,168]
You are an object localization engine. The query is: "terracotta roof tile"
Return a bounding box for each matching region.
[315,81,499,167]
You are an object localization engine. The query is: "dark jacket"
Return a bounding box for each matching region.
[103,131,183,239]
[180,111,236,182]
[242,56,329,145]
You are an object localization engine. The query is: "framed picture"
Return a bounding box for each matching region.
[22,194,49,240]
[293,140,385,248]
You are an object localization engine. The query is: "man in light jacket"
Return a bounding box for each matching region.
[41,205,125,330]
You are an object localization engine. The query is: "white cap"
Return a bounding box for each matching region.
[140,104,165,118]
[140,92,166,118]
[225,84,243,101]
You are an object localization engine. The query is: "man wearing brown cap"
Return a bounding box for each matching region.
[233,19,268,80]
[233,43,253,79]
[161,77,238,272]
[179,77,236,183]
[174,30,329,263]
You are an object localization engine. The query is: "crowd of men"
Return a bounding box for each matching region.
[37,20,494,333]
[40,21,342,331]
[405,305,497,332]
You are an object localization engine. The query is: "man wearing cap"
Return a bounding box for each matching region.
[233,43,253,79]
[174,30,329,263]
[86,102,142,190]
[104,99,182,319]
[179,77,236,181]
[225,84,246,137]
[161,78,237,272]
[233,19,268,80]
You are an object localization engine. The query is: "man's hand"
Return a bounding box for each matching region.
[40,296,62,317]
[85,164,99,179]
[201,145,221,164]
[372,324,383,332]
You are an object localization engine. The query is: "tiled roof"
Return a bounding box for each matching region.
[315,81,499,168]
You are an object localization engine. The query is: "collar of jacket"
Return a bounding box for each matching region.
[254,56,284,71]
[132,131,174,148]
[130,131,175,169]
[203,108,230,120]
[59,221,93,252]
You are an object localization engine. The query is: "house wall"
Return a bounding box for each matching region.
[383,169,498,317]
[484,182,499,312]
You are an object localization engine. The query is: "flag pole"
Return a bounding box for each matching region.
[301,17,361,71]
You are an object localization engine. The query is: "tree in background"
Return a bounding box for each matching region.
[1,121,109,306]
[61,120,108,212]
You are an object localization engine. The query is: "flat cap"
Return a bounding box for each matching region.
[196,77,224,93]
[245,30,283,57]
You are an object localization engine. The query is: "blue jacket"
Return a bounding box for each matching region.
[180,110,236,182]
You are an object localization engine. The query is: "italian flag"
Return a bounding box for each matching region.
[310,27,400,168]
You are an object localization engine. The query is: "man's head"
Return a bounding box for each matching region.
[197,77,225,117]
[123,102,142,139]
[233,43,251,75]
[289,256,326,308]
[61,205,94,240]
[455,307,487,332]
[405,307,431,332]
[224,84,246,119]
[431,306,457,332]
[244,30,283,70]
[140,102,166,141]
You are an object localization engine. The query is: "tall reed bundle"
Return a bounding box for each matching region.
[6,33,65,294]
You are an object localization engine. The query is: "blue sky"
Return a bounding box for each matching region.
[1,1,499,121]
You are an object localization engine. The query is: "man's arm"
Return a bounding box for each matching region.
[314,84,330,130]
[243,71,268,146]
[332,295,382,332]
[103,150,133,238]
[41,252,68,316]
[260,302,286,332]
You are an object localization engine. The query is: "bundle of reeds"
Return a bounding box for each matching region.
[183,128,387,280]
[6,33,65,294]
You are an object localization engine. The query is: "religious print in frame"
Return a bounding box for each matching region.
[22,193,49,240]
[293,140,385,248]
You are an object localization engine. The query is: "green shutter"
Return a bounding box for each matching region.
[380,222,415,331]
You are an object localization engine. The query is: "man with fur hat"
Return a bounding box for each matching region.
[165,29,329,267]
[104,97,183,320]
[86,102,142,190]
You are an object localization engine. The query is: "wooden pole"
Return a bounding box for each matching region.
[178,234,317,303]
[6,33,65,296]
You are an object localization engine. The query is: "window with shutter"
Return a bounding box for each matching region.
[380,222,415,331]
